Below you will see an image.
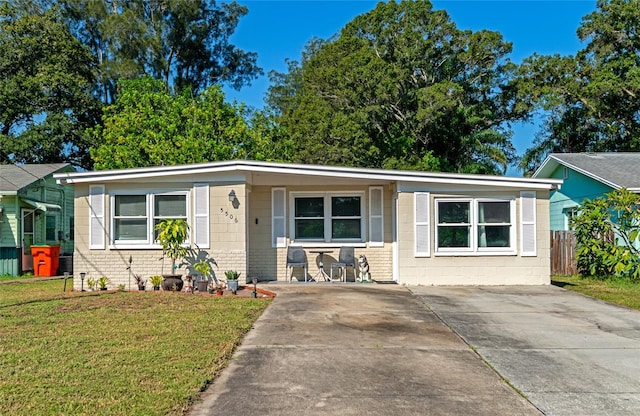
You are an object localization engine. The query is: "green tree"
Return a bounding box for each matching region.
[518,0,640,174]
[0,4,101,167]
[267,0,521,174]
[59,0,261,103]
[572,189,640,279]
[90,76,250,169]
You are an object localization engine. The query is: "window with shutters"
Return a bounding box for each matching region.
[110,191,189,247]
[434,197,516,255]
[290,192,365,243]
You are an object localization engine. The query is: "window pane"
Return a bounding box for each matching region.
[332,196,361,216]
[438,226,470,248]
[478,225,510,247]
[115,195,146,216]
[155,195,186,217]
[115,219,147,240]
[478,202,510,223]
[295,197,324,217]
[295,219,324,239]
[438,202,470,223]
[46,215,56,241]
[332,219,361,239]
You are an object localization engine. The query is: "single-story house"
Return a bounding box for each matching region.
[54,160,561,289]
[533,153,640,231]
[0,163,75,276]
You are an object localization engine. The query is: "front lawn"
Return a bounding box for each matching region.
[0,273,37,282]
[552,275,640,311]
[0,279,271,415]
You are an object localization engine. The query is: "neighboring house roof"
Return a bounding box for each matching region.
[55,160,561,190]
[0,163,71,194]
[533,153,640,191]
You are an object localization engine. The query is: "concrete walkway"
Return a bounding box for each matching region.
[410,285,640,416]
[189,285,539,416]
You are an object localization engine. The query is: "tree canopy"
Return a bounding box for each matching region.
[59,0,262,103]
[0,4,101,167]
[267,0,523,174]
[90,76,251,169]
[518,0,640,174]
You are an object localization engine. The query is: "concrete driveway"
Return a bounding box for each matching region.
[410,285,640,416]
[189,285,539,416]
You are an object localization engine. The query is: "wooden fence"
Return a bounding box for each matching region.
[550,230,578,276]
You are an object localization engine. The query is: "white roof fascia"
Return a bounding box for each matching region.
[55,160,561,190]
[534,155,621,190]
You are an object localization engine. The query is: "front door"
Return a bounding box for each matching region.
[21,209,34,272]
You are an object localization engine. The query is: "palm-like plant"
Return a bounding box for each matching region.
[154,219,190,274]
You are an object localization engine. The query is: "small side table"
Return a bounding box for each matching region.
[309,249,333,282]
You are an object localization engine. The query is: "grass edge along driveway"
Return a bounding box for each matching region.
[552,275,640,311]
[0,279,271,416]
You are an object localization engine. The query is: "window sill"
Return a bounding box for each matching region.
[290,242,367,248]
[433,250,517,257]
[110,244,160,250]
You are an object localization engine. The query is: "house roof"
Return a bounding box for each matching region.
[54,160,561,190]
[533,153,640,191]
[0,163,71,194]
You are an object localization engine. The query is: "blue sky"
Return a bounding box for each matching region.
[223,0,597,174]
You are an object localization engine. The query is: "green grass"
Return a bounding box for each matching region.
[552,275,640,311]
[0,279,271,415]
[0,273,37,282]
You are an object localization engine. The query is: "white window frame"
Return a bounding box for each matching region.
[289,191,366,246]
[110,189,190,249]
[563,206,578,231]
[434,197,516,256]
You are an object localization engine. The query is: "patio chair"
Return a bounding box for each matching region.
[286,246,308,282]
[330,246,356,282]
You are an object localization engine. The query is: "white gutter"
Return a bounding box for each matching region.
[55,161,561,190]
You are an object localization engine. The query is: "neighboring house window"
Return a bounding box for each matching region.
[45,215,56,241]
[69,217,74,241]
[435,198,515,255]
[291,193,364,243]
[111,192,188,246]
[564,207,578,231]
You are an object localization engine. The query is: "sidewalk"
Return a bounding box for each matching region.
[188,285,540,416]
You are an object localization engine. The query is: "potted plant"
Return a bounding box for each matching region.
[154,219,189,291]
[194,260,211,293]
[86,277,96,291]
[225,270,241,295]
[149,275,163,291]
[97,276,110,291]
[134,274,146,291]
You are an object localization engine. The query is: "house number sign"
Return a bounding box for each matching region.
[220,208,238,223]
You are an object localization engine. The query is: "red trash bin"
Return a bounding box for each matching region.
[31,245,61,277]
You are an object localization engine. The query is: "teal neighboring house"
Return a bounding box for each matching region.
[533,153,640,231]
[0,164,75,276]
